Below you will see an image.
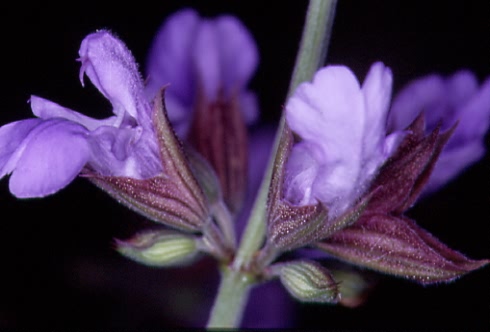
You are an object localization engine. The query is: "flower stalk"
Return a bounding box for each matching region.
[206,0,338,327]
[206,266,255,328]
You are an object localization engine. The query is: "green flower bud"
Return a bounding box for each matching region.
[276,260,339,303]
[116,230,198,267]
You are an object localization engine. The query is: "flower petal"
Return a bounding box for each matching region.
[7,119,90,198]
[193,21,221,99]
[445,70,479,115]
[390,70,480,133]
[388,74,446,132]
[145,9,259,129]
[79,30,149,122]
[360,62,394,181]
[30,95,116,131]
[453,77,490,143]
[286,66,364,212]
[145,9,199,105]
[193,14,258,100]
[0,119,43,176]
[87,125,137,177]
[213,15,258,96]
[284,142,319,205]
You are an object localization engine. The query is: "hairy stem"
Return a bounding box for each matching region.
[234,0,337,272]
[206,266,255,328]
[206,0,337,328]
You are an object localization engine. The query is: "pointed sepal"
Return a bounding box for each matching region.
[116,229,198,267]
[88,175,207,232]
[317,213,489,284]
[269,260,340,303]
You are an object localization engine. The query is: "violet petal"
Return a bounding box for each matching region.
[211,15,258,98]
[30,95,116,131]
[4,119,90,198]
[145,9,199,104]
[79,30,149,123]
[145,9,259,132]
[286,65,364,211]
[0,119,42,172]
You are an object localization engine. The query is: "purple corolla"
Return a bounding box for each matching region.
[284,62,403,216]
[267,61,489,285]
[0,31,162,198]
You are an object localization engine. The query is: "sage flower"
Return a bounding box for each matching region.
[270,62,488,284]
[0,31,162,198]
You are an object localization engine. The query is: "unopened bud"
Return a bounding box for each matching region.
[273,260,339,303]
[116,230,198,267]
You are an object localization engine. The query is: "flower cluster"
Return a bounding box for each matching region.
[0,7,489,328]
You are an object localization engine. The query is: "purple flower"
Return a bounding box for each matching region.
[266,62,488,285]
[284,62,403,216]
[0,31,162,198]
[145,8,259,137]
[389,70,490,193]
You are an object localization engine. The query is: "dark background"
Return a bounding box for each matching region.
[0,1,489,330]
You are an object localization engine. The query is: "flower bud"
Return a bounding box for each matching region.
[273,260,339,303]
[116,230,198,267]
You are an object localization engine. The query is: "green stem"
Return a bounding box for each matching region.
[206,0,337,328]
[206,266,254,328]
[234,0,337,273]
[287,0,337,97]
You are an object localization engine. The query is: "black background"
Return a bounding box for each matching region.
[0,1,489,330]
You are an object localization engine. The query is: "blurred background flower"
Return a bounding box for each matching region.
[0,1,489,330]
